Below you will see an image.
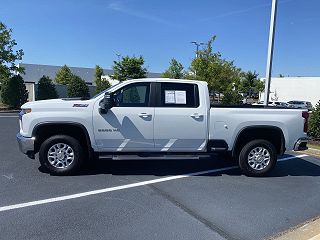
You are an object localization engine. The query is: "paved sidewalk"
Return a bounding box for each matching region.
[305,148,320,158]
[272,217,320,240]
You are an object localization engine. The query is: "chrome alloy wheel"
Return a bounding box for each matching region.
[47,143,74,169]
[247,147,271,171]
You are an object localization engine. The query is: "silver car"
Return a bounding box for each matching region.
[273,101,293,108]
[287,101,313,111]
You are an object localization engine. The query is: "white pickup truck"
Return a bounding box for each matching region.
[17,78,309,176]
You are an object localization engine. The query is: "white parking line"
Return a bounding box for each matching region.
[278,154,309,162]
[0,154,309,213]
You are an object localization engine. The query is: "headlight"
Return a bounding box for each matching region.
[19,108,32,120]
[21,108,32,114]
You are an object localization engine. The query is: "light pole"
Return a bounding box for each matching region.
[264,0,278,106]
[191,41,205,58]
[116,53,121,62]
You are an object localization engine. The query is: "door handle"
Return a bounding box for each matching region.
[138,113,151,118]
[190,113,203,119]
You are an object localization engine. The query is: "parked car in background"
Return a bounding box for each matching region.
[252,101,278,107]
[252,101,268,106]
[287,101,313,111]
[253,101,295,108]
[273,102,293,108]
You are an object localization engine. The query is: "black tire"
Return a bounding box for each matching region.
[238,139,277,177]
[39,135,84,175]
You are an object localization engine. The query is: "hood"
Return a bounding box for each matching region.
[21,98,93,111]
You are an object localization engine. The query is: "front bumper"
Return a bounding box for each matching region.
[294,138,309,151]
[17,133,35,158]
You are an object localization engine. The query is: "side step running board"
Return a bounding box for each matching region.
[99,155,203,160]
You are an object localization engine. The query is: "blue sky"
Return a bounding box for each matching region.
[1,0,319,76]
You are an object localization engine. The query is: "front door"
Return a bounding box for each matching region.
[93,82,154,152]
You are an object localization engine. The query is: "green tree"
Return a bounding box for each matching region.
[0,22,24,82]
[162,58,184,79]
[1,75,28,108]
[188,36,243,103]
[239,71,264,99]
[37,75,58,100]
[55,65,73,85]
[94,65,110,94]
[221,90,243,105]
[309,100,320,138]
[67,75,90,98]
[112,55,147,81]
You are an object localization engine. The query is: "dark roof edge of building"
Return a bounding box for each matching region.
[19,62,110,71]
[19,62,161,75]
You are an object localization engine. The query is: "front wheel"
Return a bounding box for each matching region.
[238,139,277,177]
[39,135,84,175]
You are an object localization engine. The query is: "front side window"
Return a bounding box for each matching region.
[113,83,150,107]
[160,83,199,108]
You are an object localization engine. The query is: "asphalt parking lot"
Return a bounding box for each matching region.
[1,112,320,240]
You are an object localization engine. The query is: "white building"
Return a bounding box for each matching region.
[101,75,120,86]
[260,77,320,106]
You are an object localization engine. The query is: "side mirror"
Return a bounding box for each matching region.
[99,93,113,114]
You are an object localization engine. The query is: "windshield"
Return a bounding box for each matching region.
[90,83,121,99]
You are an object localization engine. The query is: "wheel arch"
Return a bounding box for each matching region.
[232,125,285,158]
[32,122,93,159]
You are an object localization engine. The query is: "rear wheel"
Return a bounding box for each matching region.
[238,139,277,177]
[39,135,84,175]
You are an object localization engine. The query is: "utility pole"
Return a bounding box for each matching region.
[191,41,205,58]
[264,0,278,106]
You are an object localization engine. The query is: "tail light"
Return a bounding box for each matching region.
[302,111,309,133]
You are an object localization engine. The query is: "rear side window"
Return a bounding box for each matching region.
[159,83,199,108]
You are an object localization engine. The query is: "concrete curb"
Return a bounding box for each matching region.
[0,110,20,114]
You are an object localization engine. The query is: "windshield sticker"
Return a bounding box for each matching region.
[165,90,186,104]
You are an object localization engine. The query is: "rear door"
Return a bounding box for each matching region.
[154,82,208,152]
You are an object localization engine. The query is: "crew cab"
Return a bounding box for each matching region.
[17,78,309,177]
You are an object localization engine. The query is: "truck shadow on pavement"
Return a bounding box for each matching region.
[39,154,320,178]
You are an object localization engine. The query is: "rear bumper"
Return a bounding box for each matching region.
[17,133,35,158]
[294,138,309,151]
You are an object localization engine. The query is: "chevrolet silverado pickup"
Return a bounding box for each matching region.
[17,78,309,176]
